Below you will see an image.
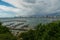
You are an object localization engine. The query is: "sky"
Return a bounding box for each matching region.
[0,0,60,17]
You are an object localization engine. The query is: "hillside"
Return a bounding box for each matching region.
[0,22,17,40]
[18,21,60,40]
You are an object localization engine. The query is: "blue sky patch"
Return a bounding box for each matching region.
[0,0,16,8]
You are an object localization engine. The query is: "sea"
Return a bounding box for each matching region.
[0,17,60,35]
[0,17,60,28]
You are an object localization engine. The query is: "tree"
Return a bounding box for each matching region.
[0,22,17,40]
[18,21,60,40]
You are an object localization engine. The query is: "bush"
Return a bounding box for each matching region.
[0,22,17,40]
[18,21,60,40]
[0,33,17,40]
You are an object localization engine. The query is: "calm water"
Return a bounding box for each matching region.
[1,17,60,35]
[0,18,60,28]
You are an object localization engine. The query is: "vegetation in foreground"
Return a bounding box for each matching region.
[18,21,60,40]
[0,22,17,40]
[0,21,60,40]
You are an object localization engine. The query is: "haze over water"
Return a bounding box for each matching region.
[0,17,60,28]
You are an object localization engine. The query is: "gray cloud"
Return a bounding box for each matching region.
[1,0,60,17]
[23,0,36,3]
[22,0,60,15]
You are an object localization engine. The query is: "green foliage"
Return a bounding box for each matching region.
[0,33,17,40]
[0,22,17,40]
[18,30,35,40]
[18,21,60,40]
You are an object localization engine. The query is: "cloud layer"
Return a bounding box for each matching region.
[0,0,60,17]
